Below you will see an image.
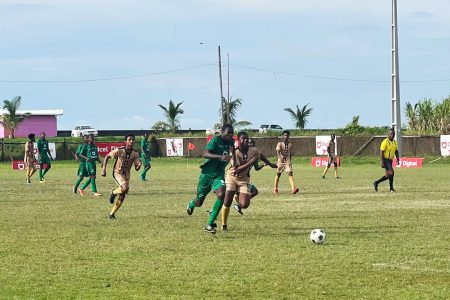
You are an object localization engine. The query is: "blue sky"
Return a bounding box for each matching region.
[1,0,450,130]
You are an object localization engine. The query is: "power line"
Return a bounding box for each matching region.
[0,63,216,83]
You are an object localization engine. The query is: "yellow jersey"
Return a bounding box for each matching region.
[380,138,398,159]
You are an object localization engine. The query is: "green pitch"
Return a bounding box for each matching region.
[0,158,449,299]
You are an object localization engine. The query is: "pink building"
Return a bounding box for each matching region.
[0,109,63,138]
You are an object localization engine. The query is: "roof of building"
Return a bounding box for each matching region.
[1,109,63,116]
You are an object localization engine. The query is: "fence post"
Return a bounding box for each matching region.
[1,138,4,162]
[63,138,66,160]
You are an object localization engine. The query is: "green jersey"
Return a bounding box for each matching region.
[86,144,99,161]
[76,144,88,163]
[141,139,151,158]
[37,139,49,158]
[200,136,234,176]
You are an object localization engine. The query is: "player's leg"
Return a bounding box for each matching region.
[373,159,390,191]
[274,172,281,194]
[109,182,128,218]
[287,164,300,194]
[42,158,51,177]
[221,189,236,231]
[139,156,151,181]
[186,173,210,215]
[334,162,339,179]
[322,164,330,179]
[205,177,225,233]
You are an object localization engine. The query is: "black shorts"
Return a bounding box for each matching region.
[383,158,394,172]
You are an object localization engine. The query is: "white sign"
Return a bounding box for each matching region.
[315,136,337,156]
[166,138,183,157]
[440,135,450,157]
[33,142,56,159]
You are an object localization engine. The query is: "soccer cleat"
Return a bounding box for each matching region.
[109,190,116,204]
[273,188,278,195]
[292,187,300,194]
[72,186,77,194]
[26,179,32,184]
[335,176,341,179]
[322,175,325,179]
[204,224,217,234]
[39,179,45,183]
[373,181,378,192]
[93,192,102,197]
[390,188,396,193]
[78,189,85,196]
[211,223,217,228]
[222,224,228,231]
[108,214,116,220]
[139,175,146,181]
[233,203,243,215]
[186,203,194,215]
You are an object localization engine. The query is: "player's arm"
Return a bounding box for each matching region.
[203,150,229,162]
[234,156,259,174]
[102,149,117,176]
[134,157,142,171]
[379,150,385,168]
[395,149,400,165]
[259,153,277,169]
[253,160,265,171]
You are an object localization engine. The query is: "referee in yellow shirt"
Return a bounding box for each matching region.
[373,128,400,192]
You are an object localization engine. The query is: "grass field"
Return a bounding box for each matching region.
[1,157,449,299]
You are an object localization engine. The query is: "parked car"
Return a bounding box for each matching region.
[259,124,283,133]
[71,125,98,137]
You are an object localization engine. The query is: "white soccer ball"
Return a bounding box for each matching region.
[310,229,326,244]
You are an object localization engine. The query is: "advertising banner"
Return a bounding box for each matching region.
[96,142,125,157]
[440,135,450,157]
[311,157,340,168]
[12,160,46,170]
[166,139,184,156]
[315,136,337,156]
[393,157,423,168]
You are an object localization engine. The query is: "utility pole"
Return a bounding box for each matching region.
[218,46,224,126]
[227,52,230,122]
[391,0,402,153]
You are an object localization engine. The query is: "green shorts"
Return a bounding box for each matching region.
[77,162,89,177]
[249,183,256,193]
[140,153,151,167]
[196,173,225,202]
[39,156,51,166]
[86,161,97,176]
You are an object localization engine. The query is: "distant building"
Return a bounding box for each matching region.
[0,109,63,138]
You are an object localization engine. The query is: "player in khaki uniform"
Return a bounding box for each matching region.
[24,133,37,184]
[322,134,340,179]
[221,131,277,230]
[102,134,141,219]
[274,130,300,194]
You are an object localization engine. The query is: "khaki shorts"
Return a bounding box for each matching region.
[113,172,130,187]
[25,157,36,170]
[277,162,292,173]
[225,176,251,195]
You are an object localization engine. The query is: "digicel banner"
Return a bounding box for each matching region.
[12,160,46,170]
[311,157,341,167]
[96,142,125,156]
[393,157,423,168]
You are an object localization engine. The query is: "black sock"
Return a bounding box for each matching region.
[389,174,394,190]
[376,176,388,184]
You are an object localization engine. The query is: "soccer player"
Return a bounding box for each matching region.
[24,133,37,184]
[232,138,276,215]
[322,134,340,179]
[186,124,235,234]
[373,128,399,192]
[139,132,152,181]
[102,134,141,219]
[73,135,90,193]
[78,134,102,196]
[221,132,277,230]
[37,131,53,183]
[274,130,300,194]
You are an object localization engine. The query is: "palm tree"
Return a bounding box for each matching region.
[219,97,252,129]
[404,101,418,131]
[155,100,184,132]
[416,98,435,132]
[1,96,31,138]
[433,98,450,134]
[284,103,313,129]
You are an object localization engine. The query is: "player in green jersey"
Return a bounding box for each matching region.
[78,134,102,196]
[186,124,235,234]
[37,131,53,183]
[73,135,90,193]
[139,133,152,181]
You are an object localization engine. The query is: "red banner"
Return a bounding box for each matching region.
[393,157,423,168]
[12,160,46,170]
[96,142,125,156]
[311,157,340,167]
